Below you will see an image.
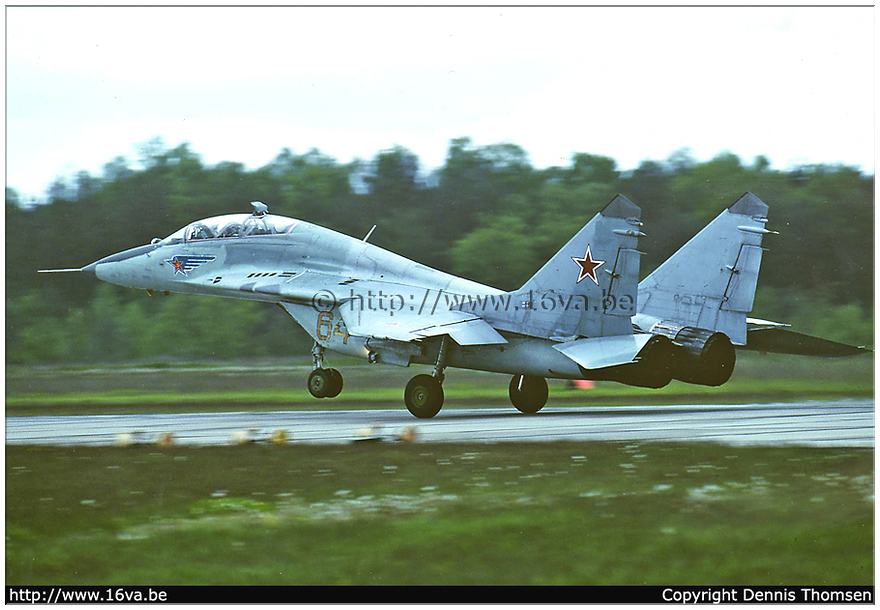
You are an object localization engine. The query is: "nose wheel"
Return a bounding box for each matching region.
[308,367,343,398]
[308,342,343,399]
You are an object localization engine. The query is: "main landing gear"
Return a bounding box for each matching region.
[404,337,449,419]
[508,374,548,414]
[308,343,343,399]
[308,339,550,418]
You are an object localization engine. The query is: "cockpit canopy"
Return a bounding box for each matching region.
[161,213,299,245]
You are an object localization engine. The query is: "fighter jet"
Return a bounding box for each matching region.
[40,194,868,418]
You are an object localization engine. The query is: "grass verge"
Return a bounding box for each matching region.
[5,441,873,586]
[5,353,874,416]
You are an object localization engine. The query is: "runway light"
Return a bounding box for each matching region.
[156,432,174,446]
[231,429,258,445]
[396,426,419,443]
[270,429,288,444]
[354,423,384,443]
[116,431,147,446]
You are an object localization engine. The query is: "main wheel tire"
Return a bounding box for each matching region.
[404,374,444,419]
[308,368,332,398]
[509,374,548,414]
[325,368,344,398]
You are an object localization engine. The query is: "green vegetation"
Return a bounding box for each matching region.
[5,352,873,416]
[6,137,873,587]
[6,139,873,365]
[6,441,872,585]
[6,351,872,587]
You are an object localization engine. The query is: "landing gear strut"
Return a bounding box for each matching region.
[509,374,548,414]
[308,343,343,399]
[404,337,448,419]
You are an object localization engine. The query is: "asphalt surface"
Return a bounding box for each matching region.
[4,400,874,447]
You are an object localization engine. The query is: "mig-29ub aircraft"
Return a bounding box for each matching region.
[41,195,868,418]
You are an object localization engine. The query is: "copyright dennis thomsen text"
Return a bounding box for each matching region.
[662,587,872,604]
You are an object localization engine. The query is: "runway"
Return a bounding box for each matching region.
[4,400,874,448]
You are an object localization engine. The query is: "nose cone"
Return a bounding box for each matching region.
[81,262,98,277]
[83,244,158,287]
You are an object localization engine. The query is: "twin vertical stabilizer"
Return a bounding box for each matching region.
[453,191,772,365]
[634,192,772,345]
[455,195,644,341]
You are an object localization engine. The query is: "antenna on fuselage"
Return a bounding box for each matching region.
[362,224,377,243]
[251,201,268,217]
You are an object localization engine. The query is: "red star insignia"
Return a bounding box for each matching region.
[171,258,184,273]
[571,245,604,285]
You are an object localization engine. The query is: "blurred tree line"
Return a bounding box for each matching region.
[6,137,874,364]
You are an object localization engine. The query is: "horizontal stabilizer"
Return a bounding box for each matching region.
[553,334,652,370]
[742,325,871,357]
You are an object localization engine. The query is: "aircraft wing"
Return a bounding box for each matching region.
[233,270,352,304]
[239,272,507,346]
[340,299,507,346]
[742,319,871,357]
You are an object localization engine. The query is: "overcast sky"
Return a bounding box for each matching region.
[6,5,875,201]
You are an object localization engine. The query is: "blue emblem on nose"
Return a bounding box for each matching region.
[165,255,216,276]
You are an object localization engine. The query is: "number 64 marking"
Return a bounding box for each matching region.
[317,311,349,344]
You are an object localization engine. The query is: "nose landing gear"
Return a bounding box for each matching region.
[308,367,343,398]
[308,343,343,399]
